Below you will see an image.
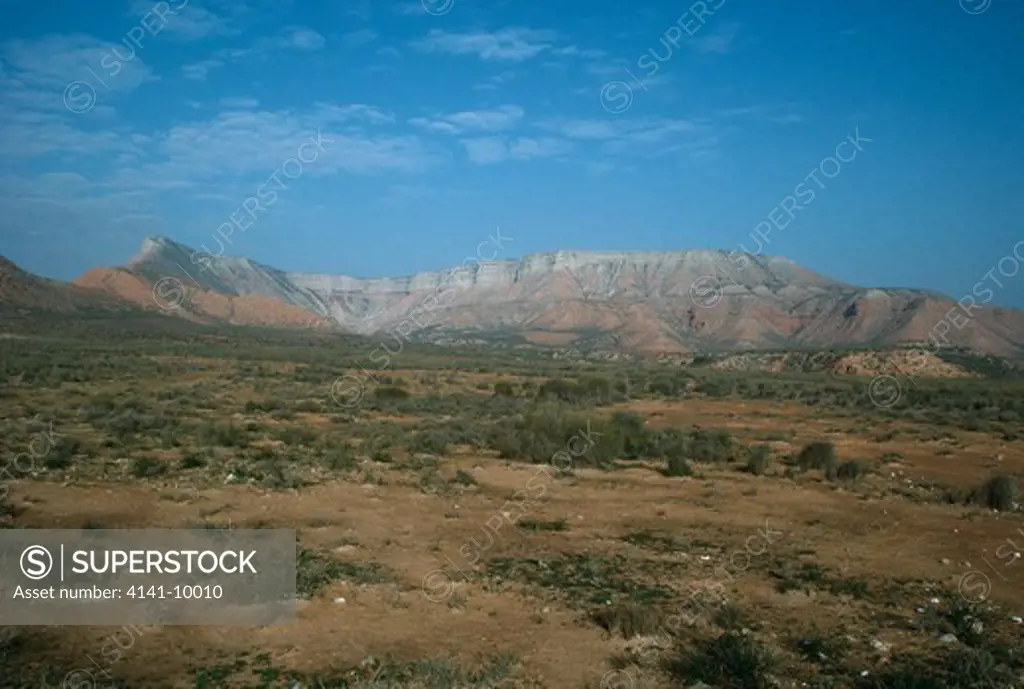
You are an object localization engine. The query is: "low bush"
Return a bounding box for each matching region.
[833,460,868,482]
[744,445,772,475]
[666,632,776,688]
[796,441,837,473]
[664,455,694,477]
[971,474,1019,511]
[132,456,168,478]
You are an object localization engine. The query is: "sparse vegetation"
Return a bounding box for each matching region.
[666,632,776,689]
[3,315,1024,686]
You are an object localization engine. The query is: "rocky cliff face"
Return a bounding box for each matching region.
[72,236,1024,357]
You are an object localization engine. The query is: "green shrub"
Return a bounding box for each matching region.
[324,447,357,472]
[688,429,735,463]
[796,441,837,473]
[179,453,206,469]
[197,423,248,448]
[833,460,868,482]
[409,430,450,456]
[592,602,663,638]
[375,386,410,401]
[793,625,850,664]
[517,518,568,532]
[454,469,477,486]
[493,382,516,397]
[536,379,581,403]
[132,457,168,478]
[43,438,83,470]
[664,455,694,477]
[744,445,772,475]
[666,632,776,688]
[971,474,1019,511]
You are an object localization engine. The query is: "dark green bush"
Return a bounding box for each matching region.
[664,455,694,477]
[688,429,735,463]
[493,382,516,397]
[744,445,772,475]
[833,460,868,482]
[132,457,168,478]
[666,632,776,688]
[971,474,1019,511]
[796,441,837,473]
[375,386,410,401]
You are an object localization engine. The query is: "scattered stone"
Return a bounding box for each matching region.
[870,639,891,654]
[333,597,346,605]
[971,621,984,635]
[938,633,958,644]
[940,558,950,566]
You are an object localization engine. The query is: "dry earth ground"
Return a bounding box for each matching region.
[2,357,1023,688]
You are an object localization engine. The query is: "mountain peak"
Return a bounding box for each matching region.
[128,235,187,265]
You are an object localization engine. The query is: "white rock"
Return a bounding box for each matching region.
[333,597,346,605]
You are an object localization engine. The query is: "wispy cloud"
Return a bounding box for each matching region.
[411,27,558,61]
[409,105,524,134]
[128,0,239,40]
[2,34,155,94]
[689,25,738,55]
[178,26,326,80]
[181,59,223,80]
[281,27,326,51]
[218,96,260,109]
[472,71,517,91]
[460,136,570,164]
[540,117,705,143]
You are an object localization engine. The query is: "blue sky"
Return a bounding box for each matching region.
[1,0,1022,306]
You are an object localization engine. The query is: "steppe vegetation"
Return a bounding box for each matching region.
[1,315,1023,687]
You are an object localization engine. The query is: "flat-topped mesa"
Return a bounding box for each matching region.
[99,234,1024,356]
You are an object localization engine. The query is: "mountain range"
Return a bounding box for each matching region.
[3,235,1023,358]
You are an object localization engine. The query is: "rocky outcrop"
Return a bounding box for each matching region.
[68,236,1024,357]
[72,267,329,329]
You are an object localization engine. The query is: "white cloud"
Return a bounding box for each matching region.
[460,136,570,164]
[181,59,223,80]
[472,71,516,91]
[177,26,326,80]
[411,27,558,61]
[129,0,239,40]
[410,105,524,135]
[283,27,326,51]
[218,97,260,109]
[2,34,155,94]
[540,117,706,144]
